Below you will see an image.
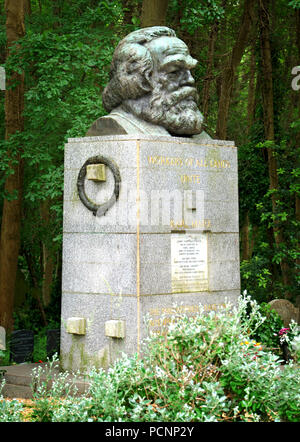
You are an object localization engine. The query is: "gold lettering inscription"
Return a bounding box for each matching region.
[148,155,231,169]
[195,159,208,168]
[148,156,183,167]
[170,219,211,229]
[180,175,201,184]
[148,303,227,335]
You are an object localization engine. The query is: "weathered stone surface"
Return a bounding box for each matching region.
[105,320,126,338]
[61,293,137,371]
[141,291,239,337]
[269,299,300,327]
[63,136,238,234]
[61,136,240,372]
[66,317,87,335]
[86,164,106,181]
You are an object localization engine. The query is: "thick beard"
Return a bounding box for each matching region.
[123,86,203,135]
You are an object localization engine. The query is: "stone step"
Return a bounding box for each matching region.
[1,383,33,399]
[0,363,89,399]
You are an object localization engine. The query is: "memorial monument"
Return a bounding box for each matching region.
[60,27,240,372]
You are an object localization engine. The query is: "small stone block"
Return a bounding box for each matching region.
[0,326,6,350]
[66,317,86,335]
[105,320,126,339]
[86,164,106,181]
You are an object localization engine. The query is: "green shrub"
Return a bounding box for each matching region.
[33,330,47,363]
[0,380,24,422]
[30,355,79,422]
[219,338,299,421]
[241,298,284,354]
[290,334,300,363]
[0,349,10,366]
[1,295,299,422]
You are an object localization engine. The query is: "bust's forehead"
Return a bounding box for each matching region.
[146,36,197,70]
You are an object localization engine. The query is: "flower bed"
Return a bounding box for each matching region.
[1,295,299,422]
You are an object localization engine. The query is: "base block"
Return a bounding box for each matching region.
[61,135,240,372]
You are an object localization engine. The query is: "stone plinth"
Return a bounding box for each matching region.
[60,135,240,372]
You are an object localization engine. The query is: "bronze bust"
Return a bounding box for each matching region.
[87,26,211,140]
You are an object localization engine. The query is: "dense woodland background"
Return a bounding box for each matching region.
[0,0,299,333]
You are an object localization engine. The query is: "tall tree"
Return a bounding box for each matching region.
[258,0,291,296]
[216,0,256,139]
[202,21,219,121]
[247,42,256,134]
[0,0,25,331]
[141,0,168,27]
[294,7,300,274]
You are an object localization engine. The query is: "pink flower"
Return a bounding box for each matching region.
[279,328,289,336]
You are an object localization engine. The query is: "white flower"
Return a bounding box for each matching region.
[155,366,166,378]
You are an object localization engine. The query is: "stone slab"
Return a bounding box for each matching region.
[63,136,238,234]
[60,289,239,372]
[141,291,240,337]
[0,363,89,398]
[1,383,33,399]
[61,293,138,371]
[62,231,239,296]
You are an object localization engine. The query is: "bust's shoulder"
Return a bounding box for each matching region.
[86,116,127,136]
[86,108,170,136]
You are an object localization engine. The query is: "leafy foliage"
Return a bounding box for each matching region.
[0,0,129,327]
[4,296,298,423]
[0,0,299,366]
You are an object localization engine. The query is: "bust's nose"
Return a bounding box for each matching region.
[180,69,195,87]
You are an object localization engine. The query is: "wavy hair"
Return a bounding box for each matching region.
[102,27,176,112]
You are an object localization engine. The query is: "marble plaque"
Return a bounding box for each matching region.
[171,233,208,293]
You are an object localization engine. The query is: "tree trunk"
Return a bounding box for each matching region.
[0,0,25,331]
[295,9,300,270]
[259,0,291,296]
[40,200,55,307]
[296,9,300,59]
[25,0,31,15]
[247,43,256,133]
[216,0,256,139]
[202,21,219,122]
[141,0,168,27]
[214,0,228,105]
[23,249,48,327]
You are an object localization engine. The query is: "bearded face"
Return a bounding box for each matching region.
[123,74,203,135]
[146,73,203,135]
[122,37,203,135]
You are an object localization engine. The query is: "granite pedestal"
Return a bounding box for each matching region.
[60,135,240,372]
